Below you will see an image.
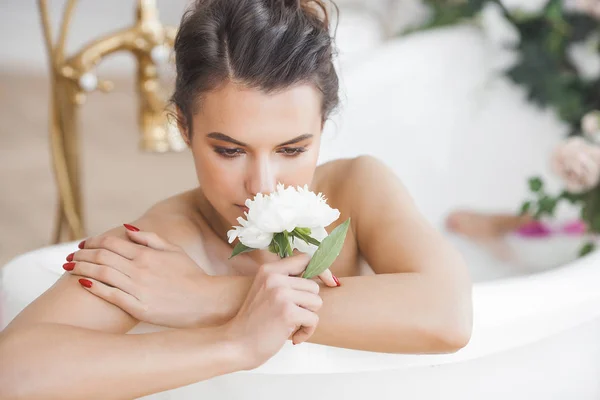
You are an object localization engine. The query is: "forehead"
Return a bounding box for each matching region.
[193,81,322,142]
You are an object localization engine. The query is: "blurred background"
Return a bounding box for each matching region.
[1,0,600,270]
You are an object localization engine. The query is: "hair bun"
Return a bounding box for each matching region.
[298,0,334,30]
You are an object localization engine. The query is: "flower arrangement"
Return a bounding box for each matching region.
[412,0,600,133]
[409,0,600,256]
[520,112,600,256]
[227,184,351,279]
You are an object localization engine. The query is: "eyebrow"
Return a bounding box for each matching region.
[206,132,313,147]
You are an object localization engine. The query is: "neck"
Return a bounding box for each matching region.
[194,188,231,244]
[193,188,280,267]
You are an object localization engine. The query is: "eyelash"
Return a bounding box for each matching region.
[213,146,307,159]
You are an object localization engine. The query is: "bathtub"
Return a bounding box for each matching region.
[3,26,600,399]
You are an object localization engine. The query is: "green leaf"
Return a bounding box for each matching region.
[292,228,321,247]
[538,195,557,216]
[273,232,293,258]
[294,227,312,236]
[578,242,595,257]
[591,215,600,234]
[269,240,280,254]
[229,242,255,259]
[302,218,351,279]
[519,201,532,215]
[559,190,585,204]
[528,177,544,192]
[283,231,294,257]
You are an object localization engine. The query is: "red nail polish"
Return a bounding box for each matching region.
[78,240,86,249]
[66,253,74,262]
[123,223,140,232]
[79,278,92,288]
[63,262,75,271]
[332,274,341,287]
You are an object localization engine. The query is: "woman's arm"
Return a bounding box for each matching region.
[206,156,473,354]
[0,235,323,399]
[209,273,470,354]
[0,219,218,399]
[0,323,241,399]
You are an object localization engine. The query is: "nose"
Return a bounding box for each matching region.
[246,154,277,197]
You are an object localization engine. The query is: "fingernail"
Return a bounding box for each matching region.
[63,262,75,271]
[78,240,86,249]
[332,274,341,287]
[79,278,92,288]
[124,223,140,232]
[66,253,74,262]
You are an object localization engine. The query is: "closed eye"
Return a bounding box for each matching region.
[214,146,245,158]
[277,147,307,157]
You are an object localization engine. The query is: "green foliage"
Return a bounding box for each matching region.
[579,241,596,256]
[418,0,489,30]
[302,219,351,279]
[416,0,600,257]
[416,0,600,134]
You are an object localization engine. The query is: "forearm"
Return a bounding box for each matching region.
[210,273,472,354]
[0,323,241,400]
[310,273,472,353]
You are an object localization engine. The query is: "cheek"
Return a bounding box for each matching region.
[192,148,242,194]
[279,151,319,185]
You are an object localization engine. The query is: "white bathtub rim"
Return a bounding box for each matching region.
[2,242,600,375]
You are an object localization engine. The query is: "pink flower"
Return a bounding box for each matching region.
[550,137,600,193]
[582,110,600,143]
[566,0,600,18]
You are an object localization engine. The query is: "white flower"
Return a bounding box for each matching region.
[550,137,600,193]
[227,218,273,249]
[227,184,341,251]
[567,34,600,82]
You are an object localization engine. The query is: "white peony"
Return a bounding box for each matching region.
[227,218,274,250]
[227,184,340,252]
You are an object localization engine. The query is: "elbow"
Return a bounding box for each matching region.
[0,332,23,399]
[434,299,473,353]
[433,321,472,353]
[429,286,473,353]
[436,262,474,353]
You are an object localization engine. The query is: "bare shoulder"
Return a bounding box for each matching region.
[134,189,204,243]
[314,155,403,214]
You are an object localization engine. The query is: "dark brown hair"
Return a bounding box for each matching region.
[171,0,339,134]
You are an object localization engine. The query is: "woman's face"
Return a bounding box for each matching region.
[184,81,323,227]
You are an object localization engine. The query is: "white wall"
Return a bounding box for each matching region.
[0,0,192,74]
[0,0,549,75]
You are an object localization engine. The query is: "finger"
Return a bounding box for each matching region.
[82,234,141,260]
[287,276,320,294]
[72,248,132,277]
[317,268,340,288]
[66,261,136,297]
[76,277,143,317]
[125,229,179,251]
[263,254,311,276]
[292,324,316,346]
[289,290,323,313]
[289,308,319,345]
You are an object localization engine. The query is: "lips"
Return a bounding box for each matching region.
[236,205,249,213]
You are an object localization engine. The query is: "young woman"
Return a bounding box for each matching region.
[0,0,473,398]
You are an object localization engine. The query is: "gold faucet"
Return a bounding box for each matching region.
[38,0,184,243]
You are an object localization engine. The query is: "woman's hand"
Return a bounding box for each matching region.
[65,225,339,330]
[65,227,211,328]
[225,254,323,370]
